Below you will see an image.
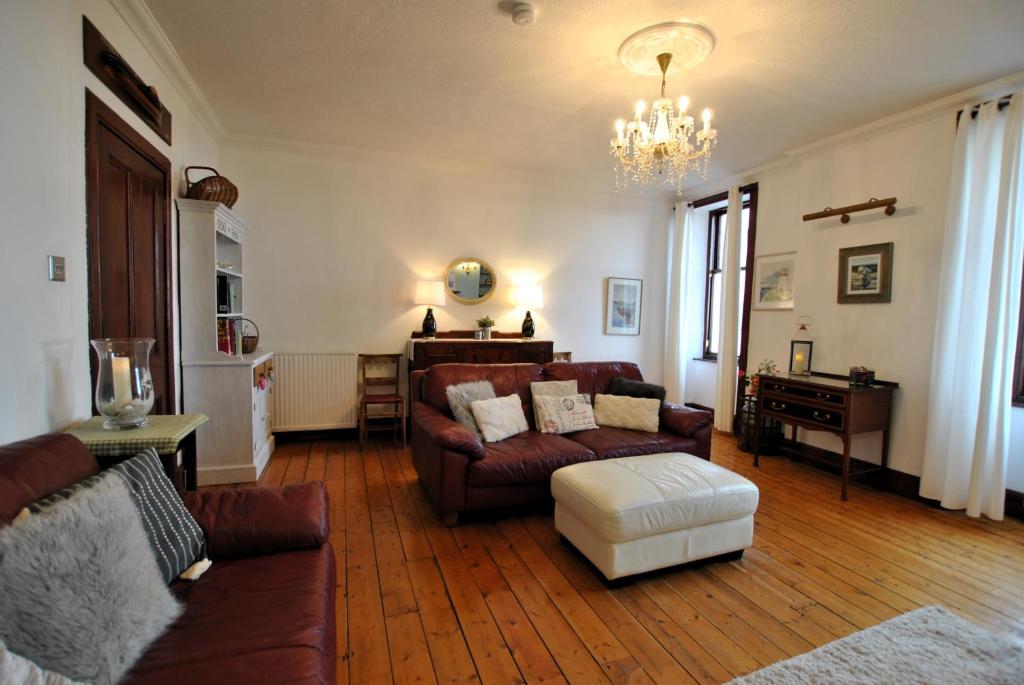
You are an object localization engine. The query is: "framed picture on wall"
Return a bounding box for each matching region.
[753,252,796,310]
[604,277,643,335]
[837,242,893,304]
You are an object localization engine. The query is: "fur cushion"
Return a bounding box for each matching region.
[606,376,667,406]
[470,394,530,442]
[594,394,661,433]
[0,474,182,685]
[534,393,598,434]
[30,448,207,584]
[446,381,497,437]
[0,641,83,684]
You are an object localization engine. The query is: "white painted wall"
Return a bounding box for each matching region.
[1012,410,1024,491]
[745,115,954,479]
[683,105,1024,491]
[219,143,672,383]
[0,0,218,443]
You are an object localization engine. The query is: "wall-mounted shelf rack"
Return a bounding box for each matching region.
[803,197,897,224]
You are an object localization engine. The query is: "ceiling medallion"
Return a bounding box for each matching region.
[610,23,718,192]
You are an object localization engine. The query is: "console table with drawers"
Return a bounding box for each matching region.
[753,373,896,500]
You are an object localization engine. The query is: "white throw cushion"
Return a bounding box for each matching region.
[593,394,660,433]
[530,380,578,426]
[470,394,529,443]
[0,640,83,685]
[534,394,597,434]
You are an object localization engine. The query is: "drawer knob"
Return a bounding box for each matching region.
[816,392,832,400]
[813,411,832,421]
[770,401,786,410]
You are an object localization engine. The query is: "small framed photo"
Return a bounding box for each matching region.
[605,277,642,335]
[837,242,893,304]
[753,252,796,310]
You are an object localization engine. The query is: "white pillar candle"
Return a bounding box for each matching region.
[794,351,806,373]
[112,356,132,408]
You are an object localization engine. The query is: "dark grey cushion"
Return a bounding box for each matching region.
[606,376,667,406]
[30,448,206,584]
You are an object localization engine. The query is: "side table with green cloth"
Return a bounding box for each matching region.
[66,414,209,491]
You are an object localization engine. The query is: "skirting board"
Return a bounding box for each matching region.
[198,435,275,486]
[772,441,1023,521]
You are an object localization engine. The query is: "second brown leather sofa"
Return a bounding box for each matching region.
[411,361,713,524]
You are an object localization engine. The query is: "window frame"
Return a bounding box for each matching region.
[701,202,751,361]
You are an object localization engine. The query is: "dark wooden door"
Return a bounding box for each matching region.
[85,91,174,414]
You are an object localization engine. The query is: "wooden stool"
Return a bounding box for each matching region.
[359,353,406,451]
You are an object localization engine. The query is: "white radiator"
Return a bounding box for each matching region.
[271,351,359,432]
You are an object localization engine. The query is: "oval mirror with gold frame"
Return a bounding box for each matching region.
[444,258,497,305]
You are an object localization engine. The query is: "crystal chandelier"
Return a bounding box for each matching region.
[610,23,719,191]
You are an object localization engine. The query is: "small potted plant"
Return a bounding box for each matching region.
[476,315,495,340]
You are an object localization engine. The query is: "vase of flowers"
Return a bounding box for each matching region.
[740,359,779,396]
[476,315,495,340]
[738,358,783,453]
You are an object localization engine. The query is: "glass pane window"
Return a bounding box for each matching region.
[703,202,752,361]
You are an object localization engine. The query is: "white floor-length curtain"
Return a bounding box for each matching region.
[663,202,694,404]
[920,93,1024,520]
[713,187,744,432]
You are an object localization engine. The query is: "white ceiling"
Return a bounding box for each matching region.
[145,0,1024,189]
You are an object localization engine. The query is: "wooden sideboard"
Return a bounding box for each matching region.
[753,373,896,500]
[407,334,554,371]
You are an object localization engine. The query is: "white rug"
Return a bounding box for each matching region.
[729,606,1024,684]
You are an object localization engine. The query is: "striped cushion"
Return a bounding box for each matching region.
[30,448,206,584]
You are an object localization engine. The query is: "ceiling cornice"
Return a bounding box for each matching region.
[109,0,226,141]
[785,68,1024,159]
[678,156,799,203]
[680,69,1024,202]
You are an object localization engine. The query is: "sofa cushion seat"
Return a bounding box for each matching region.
[563,426,697,459]
[467,432,598,487]
[124,545,336,684]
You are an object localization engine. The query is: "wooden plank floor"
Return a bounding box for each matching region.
[241,432,1024,684]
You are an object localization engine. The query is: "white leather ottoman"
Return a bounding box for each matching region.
[551,452,759,581]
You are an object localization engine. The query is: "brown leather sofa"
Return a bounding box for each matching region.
[411,361,713,524]
[0,433,336,685]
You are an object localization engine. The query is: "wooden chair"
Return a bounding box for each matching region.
[358,353,406,451]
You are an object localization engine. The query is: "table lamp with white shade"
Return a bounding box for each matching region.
[414,280,445,339]
[515,284,544,339]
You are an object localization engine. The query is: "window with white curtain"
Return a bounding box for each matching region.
[702,203,750,360]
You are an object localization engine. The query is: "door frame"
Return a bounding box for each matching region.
[734,182,759,430]
[85,89,175,411]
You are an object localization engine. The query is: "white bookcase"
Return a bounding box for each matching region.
[176,199,274,485]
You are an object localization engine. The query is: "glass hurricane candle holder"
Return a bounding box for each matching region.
[90,338,155,430]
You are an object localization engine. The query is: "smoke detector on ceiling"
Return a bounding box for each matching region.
[512,3,536,26]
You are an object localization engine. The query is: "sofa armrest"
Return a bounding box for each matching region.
[660,403,713,437]
[412,401,486,460]
[181,481,329,560]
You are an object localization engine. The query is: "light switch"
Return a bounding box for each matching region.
[48,255,66,282]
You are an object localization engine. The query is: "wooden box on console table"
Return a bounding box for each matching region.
[753,373,896,501]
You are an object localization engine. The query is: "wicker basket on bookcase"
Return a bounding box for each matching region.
[184,166,239,208]
[241,318,260,354]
